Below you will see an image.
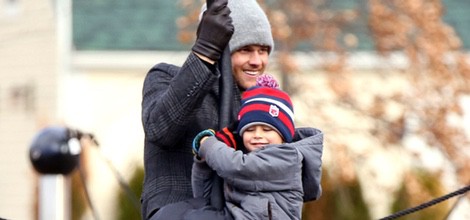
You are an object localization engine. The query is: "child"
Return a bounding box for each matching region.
[189,75,324,220]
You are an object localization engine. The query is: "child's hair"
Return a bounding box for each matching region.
[237,74,295,142]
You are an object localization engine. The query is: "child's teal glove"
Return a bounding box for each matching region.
[192,129,215,155]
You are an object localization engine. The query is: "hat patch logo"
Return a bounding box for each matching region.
[269,105,279,117]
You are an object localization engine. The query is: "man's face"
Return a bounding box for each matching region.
[231,45,270,90]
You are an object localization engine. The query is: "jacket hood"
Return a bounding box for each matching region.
[292,127,323,202]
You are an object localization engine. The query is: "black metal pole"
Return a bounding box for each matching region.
[206,0,233,211]
[211,46,232,210]
[218,48,233,129]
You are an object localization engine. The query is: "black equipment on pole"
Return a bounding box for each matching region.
[29,126,81,175]
[29,126,141,218]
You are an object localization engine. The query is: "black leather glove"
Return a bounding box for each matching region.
[192,0,233,61]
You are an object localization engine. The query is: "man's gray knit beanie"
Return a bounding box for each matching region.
[200,0,274,54]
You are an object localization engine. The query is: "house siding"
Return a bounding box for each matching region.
[0,0,58,219]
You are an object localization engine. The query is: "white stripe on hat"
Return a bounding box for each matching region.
[244,97,294,120]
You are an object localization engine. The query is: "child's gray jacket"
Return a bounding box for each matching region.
[192,127,323,220]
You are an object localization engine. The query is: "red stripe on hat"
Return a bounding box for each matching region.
[238,103,295,136]
[238,103,270,118]
[242,87,292,106]
[278,111,295,136]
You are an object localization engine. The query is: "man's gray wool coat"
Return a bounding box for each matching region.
[141,53,241,219]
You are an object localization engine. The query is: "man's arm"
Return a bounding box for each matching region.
[141,53,218,147]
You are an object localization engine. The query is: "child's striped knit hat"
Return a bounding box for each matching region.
[237,75,295,142]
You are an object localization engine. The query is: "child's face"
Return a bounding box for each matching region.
[242,124,283,152]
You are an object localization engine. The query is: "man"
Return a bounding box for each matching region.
[140,0,274,219]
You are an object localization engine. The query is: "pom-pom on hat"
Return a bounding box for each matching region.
[237,74,295,142]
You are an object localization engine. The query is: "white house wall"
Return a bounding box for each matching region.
[0,0,58,219]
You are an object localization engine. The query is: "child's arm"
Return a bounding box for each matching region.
[191,156,215,199]
[199,137,301,191]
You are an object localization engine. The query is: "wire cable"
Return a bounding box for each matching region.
[379,185,470,220]
[93,147,142,213]
[76,132,141,218]
[442,193,467,220]
[78,164,101,220]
